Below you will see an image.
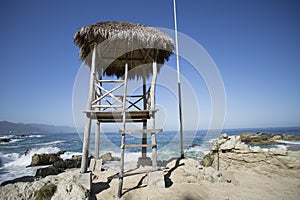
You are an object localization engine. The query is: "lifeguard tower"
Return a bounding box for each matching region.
[74,22,174,196]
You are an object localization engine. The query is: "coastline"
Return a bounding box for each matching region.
[0,132,300,199]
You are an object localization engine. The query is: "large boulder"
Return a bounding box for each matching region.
[201,134,300,174]
[35,167,64,178]
[28,151,66,167]
[238,132,300,145]
[166,158,229,184]
[100,152,120,163]
[35,155,83,178]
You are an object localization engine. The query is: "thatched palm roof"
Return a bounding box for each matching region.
[74,21,174,79]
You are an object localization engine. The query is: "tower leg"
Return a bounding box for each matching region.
[150,59,158,168]
[94,120,100,159]
[80,47,96,173]
[80,118,92,173]
[142,77,147,158]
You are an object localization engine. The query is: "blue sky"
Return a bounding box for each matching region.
[0,0,299,130]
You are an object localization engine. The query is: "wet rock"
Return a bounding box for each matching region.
[0,138,11,143]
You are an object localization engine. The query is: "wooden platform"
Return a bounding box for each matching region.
[82,110,158,123]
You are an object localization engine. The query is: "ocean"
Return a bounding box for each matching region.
[1,127,300,184]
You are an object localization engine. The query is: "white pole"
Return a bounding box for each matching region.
[173,0,184,158]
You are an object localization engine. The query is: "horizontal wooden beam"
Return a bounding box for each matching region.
[97,80,124,83]
[92,105,122,108]
[124,144,155,148]
[119,129,163,134]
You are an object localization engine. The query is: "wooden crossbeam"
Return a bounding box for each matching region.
[92,105,123,108]
[126,98,143,110]
[98,79,124,83]
[124,144,154,148]
[96,84,123,105]
[119,129,163,134]
[92,82,123,105]
[103,99,120,111]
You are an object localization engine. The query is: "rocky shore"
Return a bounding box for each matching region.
[0,133,299,200]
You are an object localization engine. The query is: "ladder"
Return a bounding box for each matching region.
[117,60,161,198]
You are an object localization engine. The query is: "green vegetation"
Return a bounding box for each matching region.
[34,183,57,200]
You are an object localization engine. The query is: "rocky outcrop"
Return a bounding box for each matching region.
[0,169,90,200]
[28,151,66,167]
[166,158,230,185]
[35,167,64,178]
[35,155,83,178]
[201,134,300,176]
[100,152,120,163]
[0,138,11,143]
[238,132,300,145]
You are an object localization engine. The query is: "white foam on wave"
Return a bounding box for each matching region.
[29,134,44,138]
[0,152,20,165]
[8,139,24,143]
[4,147,61,168]
[35,141,65,146]
[275,140,300,145]
[60,151,82,160]
[0,135,14,139]
[0,146,61,184]
[105,151,142,163]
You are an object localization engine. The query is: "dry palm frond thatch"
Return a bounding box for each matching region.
[74,21,174,79]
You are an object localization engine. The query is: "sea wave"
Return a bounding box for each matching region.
[0,135,14,139]
[29,134,44,138]
[35,141,65,146]
[275,140,300,145]
[60,151,82,160]
[3,147,61,168]
[0,146,61,184]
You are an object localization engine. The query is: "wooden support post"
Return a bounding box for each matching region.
[94,70,102,160]
[94,120,100,159]
[81,47,97,173]
[142,76,147,158]
[150,59,157,168]
[118,56,128,198]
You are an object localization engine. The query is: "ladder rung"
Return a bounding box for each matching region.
[98,80,124,83]
[124,144,154,148]
[119,129,163,134]
[123,109,159,113]
[92,105,122,108]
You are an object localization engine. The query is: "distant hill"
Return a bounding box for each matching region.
[0,121,76,133]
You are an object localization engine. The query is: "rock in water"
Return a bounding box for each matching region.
[238,132,300,145]
[0,138,11,143]
[100,152,120,163]
[28,151,66,167]
[35,167,64,178]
